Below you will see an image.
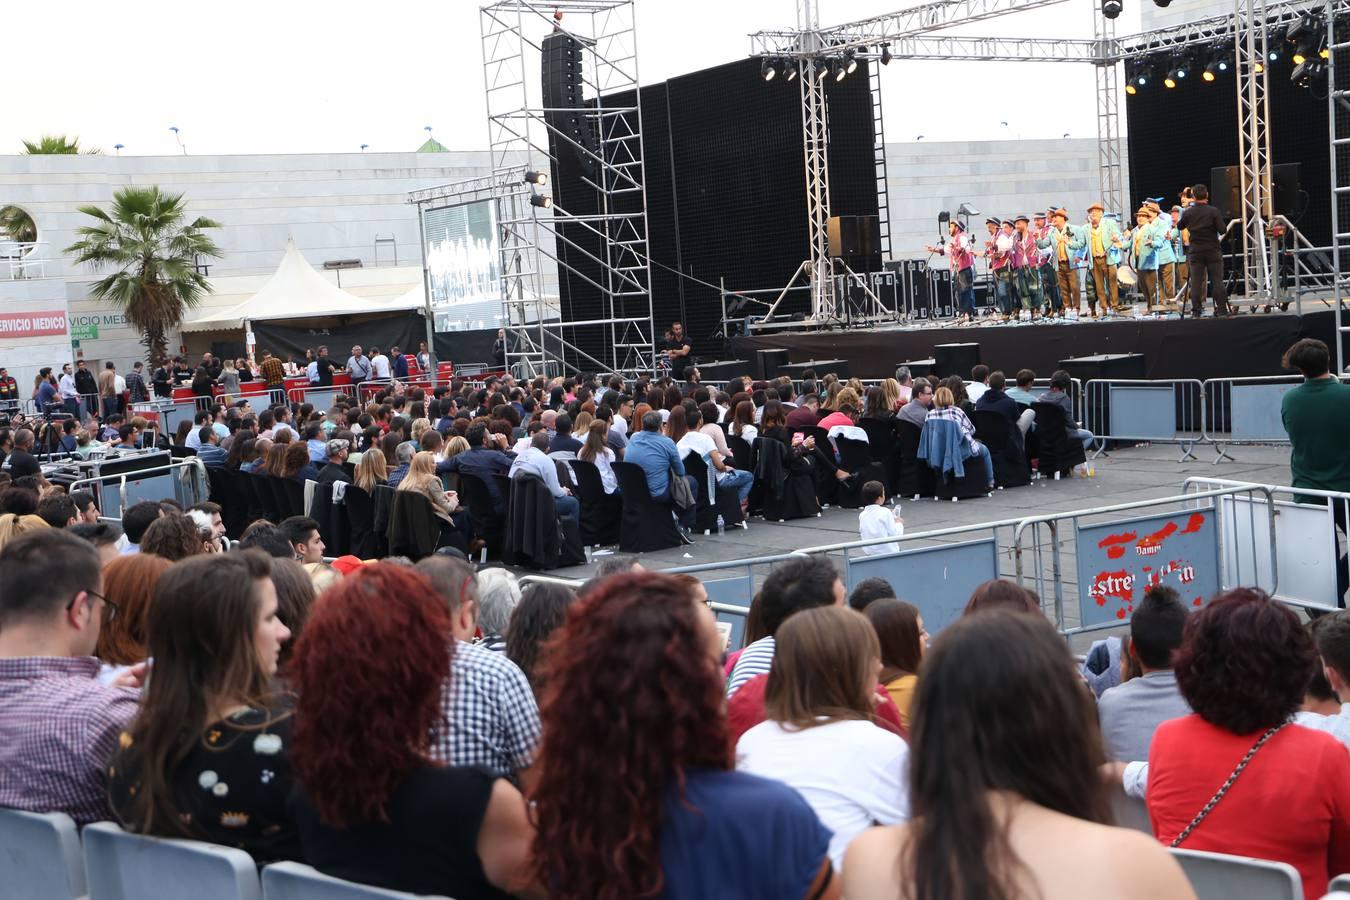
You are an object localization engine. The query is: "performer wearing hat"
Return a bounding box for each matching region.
[1169,205,1188,301]
[926,219,978,321]
[1033,211,1061,316]
[1012,215,1042,320]
[1082,202,1123,317]
[982,217,1001,316]
[985,219,1017,319]
[1129,206,1164,311]
[1048,209,1080,316]
[1149,200,1178,309]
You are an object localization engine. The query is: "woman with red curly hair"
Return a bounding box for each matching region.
[1147,588,1350,900]
[531,572,838,900]
[288,564,537,899]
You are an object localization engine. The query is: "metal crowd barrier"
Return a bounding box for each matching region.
[66,458,207,518]
[1185,477,1348,613]
[1013,484,1276,636]
[1080,378,1205,463]
[1200,375,1301,463]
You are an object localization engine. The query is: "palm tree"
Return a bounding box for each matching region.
[65,187,222,366]
[21,134,96,154]
[0,205,36,244]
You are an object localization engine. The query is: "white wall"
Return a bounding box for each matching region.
[884,138,1120,261]
[1140,0,1232,32]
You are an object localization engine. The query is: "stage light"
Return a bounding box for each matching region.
[1102,0,1122,18]
[530,193,552,209]
[1125,81,1137,95]
[1164,69,1178,88]
[1153,0,1171,7]
[1255,59,1265,72]
[785,59,799,81]
[1321,35,1331,59]
[1292,57,1327,87]
[1293,49,1307,65]
[1268,47,1281,62]
[761,58,778,81]
[813,57,829,80]
[844,50,859,74]
[1202,64,1216,81]
[831,57,848,81]
[880,43,892,65]
[524,170,548,186]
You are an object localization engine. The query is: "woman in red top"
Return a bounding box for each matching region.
[1148,588,1350,899]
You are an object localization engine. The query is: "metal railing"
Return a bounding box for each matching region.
[1081,378,1205,462]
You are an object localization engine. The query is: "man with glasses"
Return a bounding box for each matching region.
[0,530,142,824]
[898,381,934,428]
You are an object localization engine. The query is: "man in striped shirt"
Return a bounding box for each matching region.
[725,556,847,697]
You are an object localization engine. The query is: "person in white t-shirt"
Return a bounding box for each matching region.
[369,347,392,380]
[858,480,904,556]
[672,405,753,512]
[965,364,991,403]
[736,605,910,872]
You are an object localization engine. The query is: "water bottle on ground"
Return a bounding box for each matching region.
[716,514,725,536]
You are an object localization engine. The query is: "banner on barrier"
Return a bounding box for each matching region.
[1075,510,1220,627]
[846,538,1000,634]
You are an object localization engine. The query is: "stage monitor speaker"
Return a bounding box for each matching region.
[542,33,600,179]
[827,215,881,258]
[1209,164,1301,222]
[755,348,790,381]
[934,343,980,378]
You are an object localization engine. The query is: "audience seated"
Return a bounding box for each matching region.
[577,419,620,494]
[1037,369,1095,450]
[504,581,578,695]
[847,576,897,612]
[416,556,540,782]
[508,431,580,525]
[897,380,933,427]
[317,438,352,484]
[139,512,206,561]
[1297,611,1350,749]
[108,551,299,861]
[975,370,1036,438]
[923,386,994,491]
[863,599,927,728]
[0,511,48,550]
[736,606,910,872]
[844,610,1192,900]
[476,567,521,653]
[963,579,1041,616]
[0,530,141,823]
[68,520,125,567]
[624,410,698,532]
[268,557,317,680]
[1096,585,1190,762]
[94,553,172,667]
[440,423,516,515]
[1144,589,1350,900]
[531,572,839,900]
[727,556,846,697]
[288,564,537,897]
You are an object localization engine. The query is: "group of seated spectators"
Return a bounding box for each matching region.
[2,500,1348,899]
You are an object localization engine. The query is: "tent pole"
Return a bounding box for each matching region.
[416,206,438,386]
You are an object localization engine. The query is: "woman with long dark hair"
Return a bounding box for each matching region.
[736,606,909,872]
[109,552,299,862]
[863,598,927,727]
[94,553,172,666]
[577,419,618,494]
[844,610,1191,900]
[504,581,578,694]
[729,399,757,444]
[1146,589,1350,900]
[531,572,837,899]
[289,565,536,898]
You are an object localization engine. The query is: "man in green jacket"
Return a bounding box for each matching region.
[1281,338,1350,606]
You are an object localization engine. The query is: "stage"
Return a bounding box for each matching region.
[725,308,1340,381]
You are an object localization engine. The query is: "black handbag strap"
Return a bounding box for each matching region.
[1170,724,1284,848]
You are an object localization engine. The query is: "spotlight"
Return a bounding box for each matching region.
[1293,48,1307,65]
[1102,0,1122,18]
[1284,15,1316,45]
[844,50,859,74]
[1268,47,1281,62]
[1202,64,1215,81]
[1255,59,1265,73]
[1125,81,1137,95]
[530,193,552,209]
[524,170,548,186]
[1321,35,1331,59]
[1154,0,1171,7]
[1292,57,1327,87]
[1164,65,1178,88]
[831,57,848,81]
[813,57,829,81]
[761,58,778,81]
[785,60,799,81]
[880,43,892,65]
[1174,57,1189,79]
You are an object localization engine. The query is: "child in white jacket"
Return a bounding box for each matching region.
[858,480,904,555]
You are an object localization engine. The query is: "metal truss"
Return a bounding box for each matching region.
[1327,0,1350,372]
[479,0,654,377]
[869,59,893,260]
[1094,10,1127,219]
[753,0,1073,56]
[1234,0,1276,300]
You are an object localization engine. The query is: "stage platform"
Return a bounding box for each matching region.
[726,308,1339,381]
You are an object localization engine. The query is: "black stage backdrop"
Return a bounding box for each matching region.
[251,312,426,364]
[1125,50,1331,251]
[550,56,879,368]
[728,310,1337,381]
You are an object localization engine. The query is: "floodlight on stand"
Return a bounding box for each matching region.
[530,193,552,209]
[958,202,980,216]
[880,43,892,65]
[524,170,548,186]
[1102,0,1122,20]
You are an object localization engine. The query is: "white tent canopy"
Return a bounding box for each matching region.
[182,238,427,332]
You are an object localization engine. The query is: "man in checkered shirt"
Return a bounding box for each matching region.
[0,530,142,823]
[415,555,540,784]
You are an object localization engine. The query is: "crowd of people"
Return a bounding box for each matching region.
[4,522,1349,898]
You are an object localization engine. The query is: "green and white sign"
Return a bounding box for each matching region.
[70,323,99,341]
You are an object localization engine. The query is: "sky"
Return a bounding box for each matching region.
[1,0,1143,157]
